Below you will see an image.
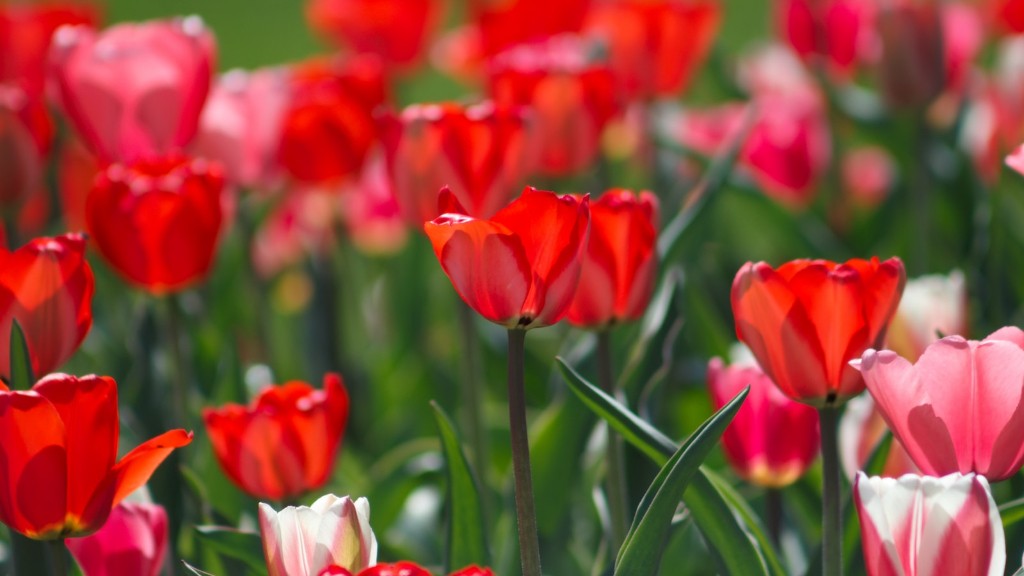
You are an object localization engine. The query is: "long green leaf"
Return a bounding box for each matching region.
[702,468,788,576]
[430,401,490,571]
[8,319,33,390]
[194,526,268,574]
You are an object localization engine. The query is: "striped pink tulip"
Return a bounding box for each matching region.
[260,495,377,576]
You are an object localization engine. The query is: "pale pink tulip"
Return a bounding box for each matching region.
[64,502,168,576]
[885,270,968,362]
[839,393,919,481]
[854,472,1004,576]
[260,494,377,576]
[853,327,1024,481]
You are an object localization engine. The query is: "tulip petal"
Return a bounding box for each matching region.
[973,339,1024,479]
[110,429,193,506]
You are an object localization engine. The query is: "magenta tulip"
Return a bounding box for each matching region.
[65,502,168,576]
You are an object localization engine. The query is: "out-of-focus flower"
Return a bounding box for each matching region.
[203,374,349,501]
[57,136,99,233]
[838,393,919,480]
[0,233,93,381]
[854,327,1024,481]
[425,187,590,330]
[50,16,215,163]
[965,37,1024,183]
[854,472,1005,576]
[338,152,407,256]
[378,101,534,225]
[260,494,376,576]
[86,155,224,294]
[0,2,98,97]
[707,357,819,487]
[471,0,591,60]
[566,189,658,329]
[0,373,192,539]
[989,0,1024,33]
[731,257,905,407]
[487,36,620,176]
[775,0,877,79]
[885,270,968,362]
[252,186,342,278]
[841,146,895,210]
[875,1,944,109]
[65,502,168,576]
[584,0,720,100]
[0,88,43,210]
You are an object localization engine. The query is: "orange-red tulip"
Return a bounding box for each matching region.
[0,373,192,539]
[731,257,905,407]
[203,374,350,501]
[470,0,591,60]
[330,563,493,576]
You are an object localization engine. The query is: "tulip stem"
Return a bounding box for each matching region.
[457,302,489,502]
[820,405,842,576]
[507,328,542,576]
[765,488,783,548]
[597,331,629,553]
[47,540,67,576]
[163,295,191,428]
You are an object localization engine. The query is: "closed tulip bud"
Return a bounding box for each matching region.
[260,494,376,576]
[65,502,168,576]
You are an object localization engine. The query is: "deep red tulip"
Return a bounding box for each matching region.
[65,501,168,576]
[776,0,876,79]
[0,373,192,539]
[566,189,658,328]
[50,16,216,164]
[487,36,620,176]
[0,2,98,98]
[731,257,905,407]
[379,101,534,225]
[86,154,224,294]
[425,187,590,330]
[470,0,591,59]
[356,563,432,576]
[278,56,387,184]
[0,233,93,381]
[585,0,720,99]
[203,374,350,501]
[707,357,820,487]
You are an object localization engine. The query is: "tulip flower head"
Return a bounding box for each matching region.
[854,472,1005,576]
[260,494,376,576]
[731,257,905,407]
[0,374,192,539]
[424,186,590,330]
[0,2,98,98]
[65,501,168,576]
[328,563,494,576]
[470,0,591,59]
[776,0,876,79]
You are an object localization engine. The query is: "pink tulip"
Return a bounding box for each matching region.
[50,16,216,163]
[775,0,877,79]
[854,327,1024,481]
[854,472,1005,576]
[65,502,168,576]
[260,494,377,576]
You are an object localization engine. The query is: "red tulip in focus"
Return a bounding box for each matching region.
[260,494,376,576]
[203,374,350,501]
[65,501,168,576]
[855,473,1005,575]
[838,393,919,481]
[379,101,534,225]
[855,327,1024,481]
[425,187,590,330]
[0,233,93,381]
[707,357,819,487]
[566,189,658,329]
[731,257,905,407]
[487,37,620,176]
[50,16,216,164]
[87,155,224,294]
[470,0,591,60]
[0,373,192,539]
[585,0,721,99]
[885,270,968,362]
[278,56,387,184]
[776,0,876,79]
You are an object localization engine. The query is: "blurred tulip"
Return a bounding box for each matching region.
[487,36,620,176]
[57,136,99,232]
[379,101,534,225]
[252,186,342,278]
[0,89,43,210]
[0,233,93,381]
[566,189,658,329]
[838,393,919,480]
[87,155,224,294]
[65,501,168,576]
[338,152,408,256]
[50,16,215,163]
[0,2,97,96]
[0,373,192,539]
[841,146,895,210]
[203,374,349,501]
[854,327,1024,481]
[989,0,1024,33]
[731,257,905,407]
[260,494,376,576]
[776,0,876,78]
[964,37,1024,183]
[425,186,590,330]
[885,270,968,362]
[707,357,819,487]
[470,0,591,59]
[854,472,1005,576]
[875,1,944,109]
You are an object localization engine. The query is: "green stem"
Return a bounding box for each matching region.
[765,488,783,549]
[820,405,842,576]
[910,113,930,276]
[456,302,488,503]
[48,539,67,576]
[163,295,190,429]
[2,208,19,250]
[507,329,541,576]
[597,331,629,553]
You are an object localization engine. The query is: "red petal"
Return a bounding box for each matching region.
[110,429,192,507]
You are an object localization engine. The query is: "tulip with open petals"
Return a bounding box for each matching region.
[65,502,168,576]
[260,494,376,576]
[854,327,1024,481]
[854,472,1004,576]
[0,374,192,539]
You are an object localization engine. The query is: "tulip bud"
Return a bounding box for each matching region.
[65,502,168,576]
[260,495,377,576]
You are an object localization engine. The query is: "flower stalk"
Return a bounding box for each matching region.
[507,328,541,576]
[820,404,842,576]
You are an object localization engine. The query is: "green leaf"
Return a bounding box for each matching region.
[701,468,788,576]
[8,319,33,390]
[182,560,218,576]
[430,401,490,571]
[1000,496,1024,528]
[615,385,752,576]
[529,395,594,535]
[194,525,268,575]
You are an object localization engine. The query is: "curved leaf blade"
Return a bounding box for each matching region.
[194,525,268,575]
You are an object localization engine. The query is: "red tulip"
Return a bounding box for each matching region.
[776,0,876,79]
[424,186,590,330]
[0,233,93,381]
[0,3,98,95]
[731,257,905,407]
[0,373,192,539]
[86,154,224,294]
[854,327,1024,481]
[566,189,658,328]
[325,563,494,576]
[470,0,591,60]
[65,501,168,576]
[0,89,44,210]
[50,16,216,164]
[203,374,350,501]
[707,357,819,487]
